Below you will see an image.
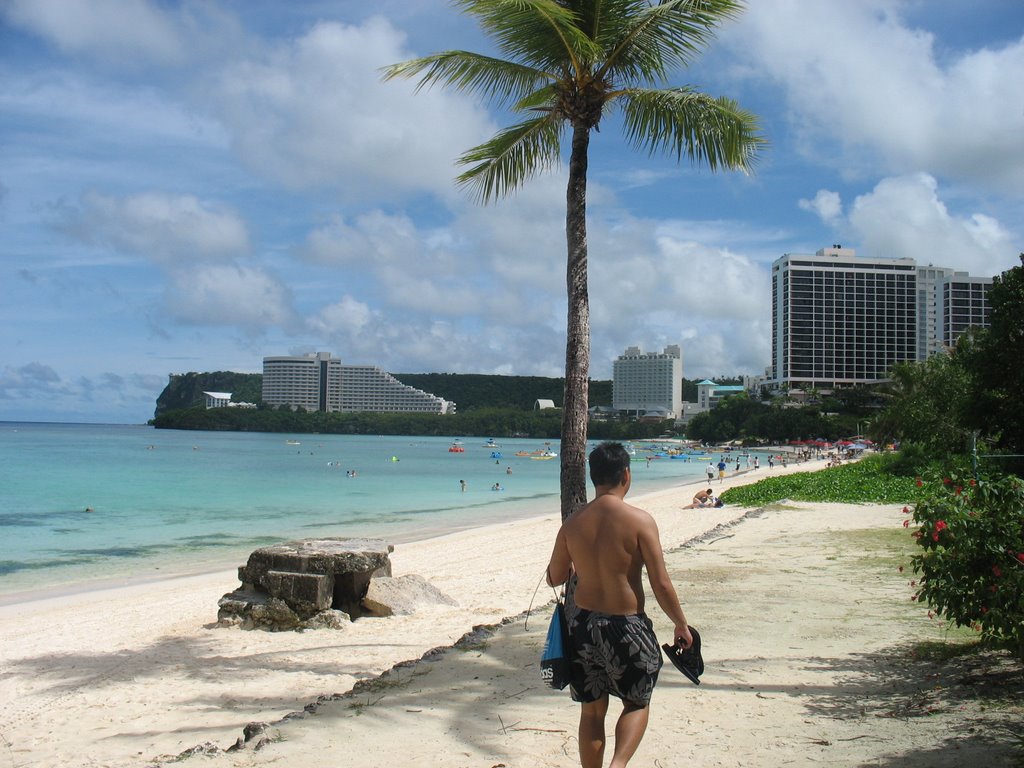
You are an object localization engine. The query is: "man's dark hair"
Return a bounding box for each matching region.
[589,441,630,487]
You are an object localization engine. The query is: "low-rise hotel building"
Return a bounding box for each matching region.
[261,352,454,414]
[338,364,455,414]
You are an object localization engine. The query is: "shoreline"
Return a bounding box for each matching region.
[0,459,741,610]
[0,458,822,767]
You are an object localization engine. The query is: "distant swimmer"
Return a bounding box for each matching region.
[460,479,467,492]
[84,506,94,513]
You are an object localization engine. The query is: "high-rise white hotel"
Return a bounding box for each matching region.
[770,246,992,389]
[612,345,683,418]
[261,353,454,414]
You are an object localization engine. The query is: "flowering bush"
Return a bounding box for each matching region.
[908,472,1024,659]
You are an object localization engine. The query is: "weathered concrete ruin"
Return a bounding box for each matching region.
[217,537,454,630]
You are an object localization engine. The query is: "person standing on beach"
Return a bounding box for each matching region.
[717,458,727,483]
[705,462,715,482]
[546,441,692,768]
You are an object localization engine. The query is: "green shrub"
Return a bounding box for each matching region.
[720,454,918,507]
[907,472,1024,660]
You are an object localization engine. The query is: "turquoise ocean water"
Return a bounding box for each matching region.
[0,422,733,600]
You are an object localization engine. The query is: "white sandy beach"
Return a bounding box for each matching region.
[1,460,1019,768]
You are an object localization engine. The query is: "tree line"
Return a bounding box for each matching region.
[151,404,675,441]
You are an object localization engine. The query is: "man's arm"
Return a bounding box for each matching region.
[546,525,572,587]
[638,514,693,648]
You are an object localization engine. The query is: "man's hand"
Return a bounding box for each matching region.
[674,624,693,650]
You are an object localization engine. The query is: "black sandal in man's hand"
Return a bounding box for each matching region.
[662,626,704,685]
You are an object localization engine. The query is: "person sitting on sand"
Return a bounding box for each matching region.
[684,488,713,508]
[547,441,692,768]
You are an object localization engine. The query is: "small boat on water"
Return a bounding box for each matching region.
[448,441,465,453]
[285,440,301,446]
[482,439,501,448]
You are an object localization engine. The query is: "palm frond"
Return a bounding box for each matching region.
[619,87,766,172]
[456,115,564,203]
[381,51,549,107]
[513,83,560,113]
[453,0,603,74]
[599,0,743,85]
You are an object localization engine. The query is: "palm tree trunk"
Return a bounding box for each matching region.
[560,123,591,521]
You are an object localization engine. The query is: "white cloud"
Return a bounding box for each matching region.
[166,265,295,330]
[307,295,374,337]
[2,0,243,69]
[846,174,1016,276]
[724,1,1024,191]
[798,190,843,225]
[67,192,250,264]
[4,0,185,64]
[207,17,493,195]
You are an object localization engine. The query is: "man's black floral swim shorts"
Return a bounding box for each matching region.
[568,609,663,707]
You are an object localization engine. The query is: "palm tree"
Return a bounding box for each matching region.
[384,0,764,520]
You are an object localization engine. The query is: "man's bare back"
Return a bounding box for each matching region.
[546,450,691,645]
[560,494,655,615]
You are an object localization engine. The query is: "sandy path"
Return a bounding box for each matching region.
[209,502,1023,768]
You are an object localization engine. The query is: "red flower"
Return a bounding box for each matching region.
[969,479,976,486]
[902,505,910,514]
[943,477,951,485]
[1018,553,1024,563]
[992,565,1002,578]
[903,519,910,528]
[915,478,923,487]
[932,533,939,542]
[980,607,988,614]
[954,486,962,495]
[913,531,923,540]
[934,520,948,533]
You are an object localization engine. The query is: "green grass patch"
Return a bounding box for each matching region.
[721,454,918,507]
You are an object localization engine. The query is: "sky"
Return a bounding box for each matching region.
[2,0,1023,424]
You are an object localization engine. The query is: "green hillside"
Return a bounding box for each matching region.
[154,371,262,417]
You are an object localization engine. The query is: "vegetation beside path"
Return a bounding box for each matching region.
[720,453,918,506]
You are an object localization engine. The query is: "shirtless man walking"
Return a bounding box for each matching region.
[546,442,692,768]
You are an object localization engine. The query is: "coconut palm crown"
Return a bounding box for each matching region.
[384,0,765,521]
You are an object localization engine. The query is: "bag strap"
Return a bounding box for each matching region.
[525,567,566,631]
